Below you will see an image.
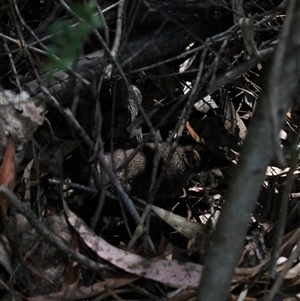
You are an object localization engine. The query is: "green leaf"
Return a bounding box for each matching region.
[46,0,103,78]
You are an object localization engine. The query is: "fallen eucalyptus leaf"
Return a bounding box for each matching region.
[63,200,203,289]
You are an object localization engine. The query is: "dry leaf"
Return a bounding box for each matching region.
[151,204,205,239]
[63,200,203,289]
[194,95,218,113]
[0,136,16,222]
[186,122,201,143]
[60,233,80,291]
[285,262,300,279]
[223,100,247,140]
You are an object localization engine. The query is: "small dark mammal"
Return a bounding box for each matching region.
[73,140,230,243]
[92,141,230,201]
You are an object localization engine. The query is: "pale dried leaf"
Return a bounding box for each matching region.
[179,47,196,73]
[151,204,205,239]
[235,111,247,140]
[223,100,247,139]
[63,201,203,289]
[194,95,218,113]
[265,166,300,177]
[22,159,34,201]
[285,262,300,279]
